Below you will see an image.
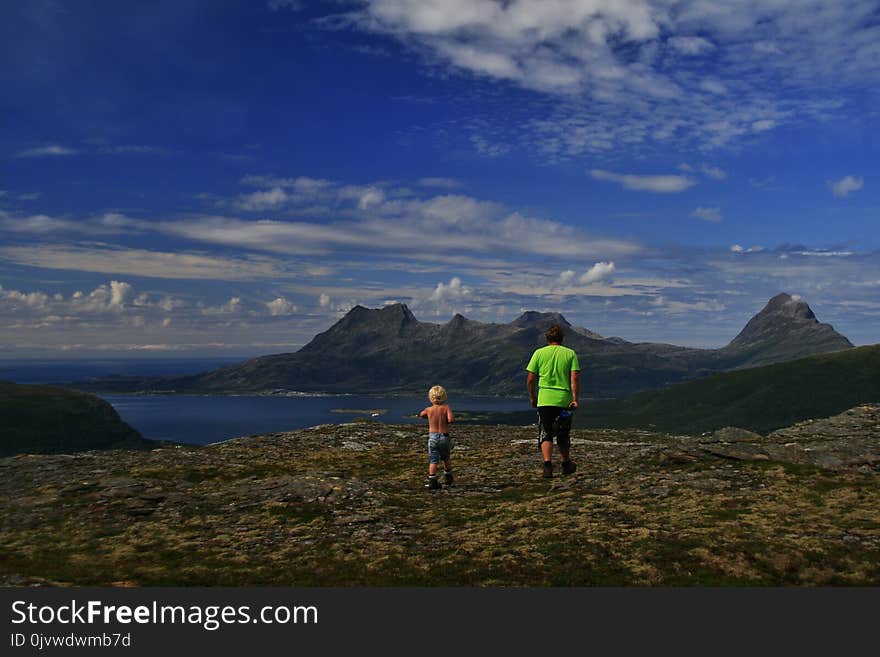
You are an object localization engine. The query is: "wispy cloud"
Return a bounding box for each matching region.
[348,0,879,154]
[0,244,287,280]
[589,169,696,193]
[417,177,462,189]
[691,207,722,223]
[16,145,77,158]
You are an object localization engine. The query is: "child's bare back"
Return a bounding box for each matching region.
[420,403,454,433]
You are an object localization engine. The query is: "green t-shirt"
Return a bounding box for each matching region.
[526,344,580,407]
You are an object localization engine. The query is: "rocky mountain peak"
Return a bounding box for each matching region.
[763,293,816,321]
[725,293,851,365]
[510,311,572,330]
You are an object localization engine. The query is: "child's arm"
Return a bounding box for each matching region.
[446,405,454,424]
[418,407,429,419]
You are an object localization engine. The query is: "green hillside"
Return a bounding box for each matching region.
[577,344,880,435]
[0,382,152,456]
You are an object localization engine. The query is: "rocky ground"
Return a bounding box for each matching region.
[2,405,879,586]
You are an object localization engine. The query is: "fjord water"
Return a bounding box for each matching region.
[1,359,527,445]
[100,393,527,445]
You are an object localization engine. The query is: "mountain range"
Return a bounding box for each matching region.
[80,293,853,398]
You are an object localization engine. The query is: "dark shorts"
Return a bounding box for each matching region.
[537,406,573,449]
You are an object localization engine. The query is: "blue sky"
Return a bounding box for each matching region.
[1,0,879,357]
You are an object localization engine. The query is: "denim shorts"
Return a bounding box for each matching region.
[428,432,452,464]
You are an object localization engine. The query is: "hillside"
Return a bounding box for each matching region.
[578,344,880,435]
[0,382,152,457]
[2,405,878,586]
[77,293,853,398]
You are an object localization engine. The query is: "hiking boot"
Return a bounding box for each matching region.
[542,461,554,479]
[426,476,441,490]
[561,459,577,475]
[443,471,454,486]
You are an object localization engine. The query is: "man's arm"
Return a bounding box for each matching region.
[526,371,538,407]
[570,370,580,409]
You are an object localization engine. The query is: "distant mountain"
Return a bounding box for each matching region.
[0,382,153,456]
[76,293,854,398]
[720,293,852,367]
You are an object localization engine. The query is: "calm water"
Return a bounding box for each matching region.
[3,359,528,445]
[100,393,527,445]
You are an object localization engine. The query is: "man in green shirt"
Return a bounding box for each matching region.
[526,324,580,478]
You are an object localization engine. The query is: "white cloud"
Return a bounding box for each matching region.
[691,207,722,223]
[267,297,298,316]
[829,175,864,198]
[16,145,77,158]
[429,277,470,303]
[319,293,331,308]
[237,187,289,211]
[349,1,878,154]
[579,261,616,284]
[589,169,696,193]
[159,190,641,260]
[109,281,133,307]
[751,119,777,132]
[700,165,727,180]
[202,297,242,315]
[667,36,715,55]
[0,244,284,280]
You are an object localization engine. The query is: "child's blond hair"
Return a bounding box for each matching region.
[428,385,447,404]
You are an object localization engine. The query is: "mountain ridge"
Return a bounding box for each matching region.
[76,293,853,398]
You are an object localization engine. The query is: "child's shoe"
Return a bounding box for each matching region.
[426,475,441,490]
[561,459,577,475]
[443,470,454,486]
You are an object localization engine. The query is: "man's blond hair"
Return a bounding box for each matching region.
[428,385,447,404]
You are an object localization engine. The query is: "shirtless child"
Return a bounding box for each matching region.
[418,385,455,490]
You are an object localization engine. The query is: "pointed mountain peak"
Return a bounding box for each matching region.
[761,293,816,320]
[725,293,851,362]
[511,311,572,329]
[380,302,417,323]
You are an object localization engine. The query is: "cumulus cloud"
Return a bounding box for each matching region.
[266,297,298,316]
[589,169,696,193]
[200,297,244,316]
[109,281,133,307]
[579,262,616,284]
[429,277,470,303]
[829,175,864,198]
[691,207,722,223]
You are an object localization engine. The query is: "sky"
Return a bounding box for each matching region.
[1,0,879,358]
